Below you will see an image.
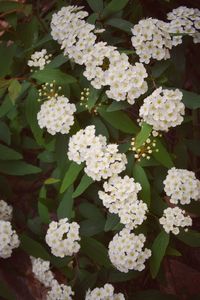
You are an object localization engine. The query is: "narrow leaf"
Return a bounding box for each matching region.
[20,234,50,260]
[57,186,74,220]
[135,122,152,149]
[32,69,76,84]
[150,231,169,278]
[60,162,83,194]
[0,144,22,160]
[73,174,93,198]
[133,164,151,206]
[153,139,174,168]
[0,161,41,175]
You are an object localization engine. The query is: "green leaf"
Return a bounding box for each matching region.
[104,213,120,231]
[107,101,130,112]
[87,87,101,111]
[25,87,44,145]
[60,162,83,194]
[44,178,60,185]
[166,246,181,257]
[38,186,50,224]
[133,164,151,206]
[46,54,67,69]
[102,0,129,18]
[0,121,11,145]
[0,161,41,175]
[20,234,50,260]
[177,230,200,247]
[0,43,16,76]
[57,186,74,220]
[8,79,21,103]
[86,0,104,13]
[153,139,174,168]
[81,237,111,267]
[135,122,152,149]
[79,202,104,220]
[73,174,93,198]
[109,269,139,283]
[0,96,13,118]
[105,18,133,33]
[17,17,38,48]
[150,231,169,278]
[0,281,16,300]
[91,116,109,139]
[80,218,105,236]
[181,89,200,109]
[32,69,76,85]
[0,144,22,160]
[99,107,138,134]
[151,60,171,78]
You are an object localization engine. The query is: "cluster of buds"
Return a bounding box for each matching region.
[37,81,62,102]
[80,87,104,115]
[131,135,159,161]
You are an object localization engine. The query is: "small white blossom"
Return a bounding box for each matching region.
[67,126,127,181]
[45,218,80,258]
[31,257,54,288]
[84,42,148,103]
[0,220,20,258]
[159,207,192,235]
[164,167,200,205]
[0,200,12,221]
[167,6,200,45]
[28,49,51,70]
[85,283,125,300]
[131,18,173,64]
[99,175,147,229]
[47,279,74,300]
[51,6,97,65]
[139,87,185,131]
[37,96,76,135]
[108,228,151,273]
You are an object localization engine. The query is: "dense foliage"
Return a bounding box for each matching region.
[0,0,200,299]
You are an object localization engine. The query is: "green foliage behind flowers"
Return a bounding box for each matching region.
[0,0,200,299]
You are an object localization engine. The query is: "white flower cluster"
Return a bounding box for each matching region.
[83,43,148,104]
[167,6,200,45]
[31,257,54,288]
[28,49,52,70]
[0,220,20,258]
[45,218,80,258]
[85,283,125,300]
[0,199,12,221]
[139,87,185,131]
[51,6,96,65]
[98,175,148,229]
[31,257,74,300]
[164,167,200,205]
[108,228,151,273]
[67,126,127,181]
[47,279,74,300]
[51,6,148,103]
[159,207,192,235]
[37,96,76,135]
[131,18,172,64]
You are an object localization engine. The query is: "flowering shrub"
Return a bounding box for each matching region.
[0,1,200,299]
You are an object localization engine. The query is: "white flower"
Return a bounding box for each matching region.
[159,207,192,235]
[164,167,200,205]
[0,220,20,258]
[131,18,173,64]
[108,228,151,273]
[0,200,12,221]
[45,218,80,258]
[85,283,125,300]
[67,126,127,181]
[139,88,185,131]
[84,43,148,103]
[99,175,147,229]
[31,257,54,288]
[28,49,51,70]
[37,96,76,135]
[167,6,200,45]
[51,6,96,65]
[47,279,74,300]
